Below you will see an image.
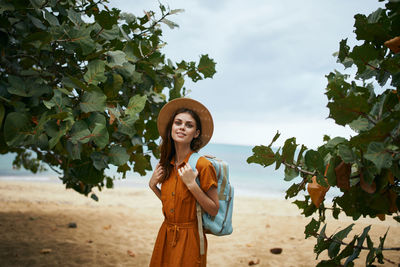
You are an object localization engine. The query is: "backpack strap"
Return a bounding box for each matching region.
[188,152,205,256]
[188,152,201,173]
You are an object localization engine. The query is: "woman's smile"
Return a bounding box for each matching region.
[171,112,199,144]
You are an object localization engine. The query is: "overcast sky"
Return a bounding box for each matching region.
[111,0,384,148]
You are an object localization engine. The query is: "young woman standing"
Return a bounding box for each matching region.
[149,98,219,267]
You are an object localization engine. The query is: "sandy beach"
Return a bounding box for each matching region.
[0,181,399,267]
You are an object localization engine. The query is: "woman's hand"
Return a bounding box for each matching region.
[149,163,164,189]
[178,163,198,188]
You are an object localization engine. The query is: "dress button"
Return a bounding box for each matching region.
[172,192,175,196]
[170,208,174,213]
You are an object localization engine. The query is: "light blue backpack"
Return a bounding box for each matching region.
[188,153,234,254]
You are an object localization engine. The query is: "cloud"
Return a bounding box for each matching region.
[212,115,355,148]
[111,0,384,146]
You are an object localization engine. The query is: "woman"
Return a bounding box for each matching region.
[149,98,219,267]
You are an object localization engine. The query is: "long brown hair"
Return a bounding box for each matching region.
[159,108,203,183]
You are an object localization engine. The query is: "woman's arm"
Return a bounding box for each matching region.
[178,163,219,216]
[149,163,163,200]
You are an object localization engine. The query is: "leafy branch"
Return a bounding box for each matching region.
[248,1,400,266]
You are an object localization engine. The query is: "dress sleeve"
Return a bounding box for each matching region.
[196,156,218,192]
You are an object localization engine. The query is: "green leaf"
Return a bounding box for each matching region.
[284,165,298,181]
[366,235,375,265]
[106,177,114,188]
[117,116,137,137]
[117,62,142,83]
[325,137,347,149]
[296,144,307,165]
[126,95,147,117]
[327,94,370,126]
[367,8,383,23]
[69,26,96,55]
[120,12,136,23]
[71,163,103,185]
[376,229,389,264]
[170,9,185,15]
[84,60,106,85]
[132,153,152,176]
[338,144,356,164]
[326,157,337,186]
[48,123,68,149]
[316,260,339,267]
[100,24,120,40]
[315,224,330,258]
[161,18,179,29]
[350,44,380,73]
[364,142,392,172]
[0,103,4,128]
[66,140,82,160]
[285,182,303,199]
[348,117,372,132]
[91,122,108,149]
[64,75,88,91]
[268,130,281,148]
[108,145,129,166]
[29,0,45,9]
[44,9,59,26]
[173,74,184,93]
[117,163,131,178]
[305,150,324,174]
[350,119,397,145]
[79,91,107,113]
[43,90,70,110]
[336,237,357,261]
[27,13,46,30]
[338,38,350,63]
[344,226,371,265]
[304,218,320,238]
[7,76,30,97]
[91,152,108,170]
[90,193,99,201]
[4,112,31,147]
[106,50,128,68]
[197,54,216,79]
[328,223,354,259]
[282,137,297,164]
[69,120,91,144]
[247,145,276,167]
[104,73,123,99]
[95,10,119,30]
[274,149,282,170]
[67,8,83,25]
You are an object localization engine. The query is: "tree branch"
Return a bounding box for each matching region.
[282,161,316,176]
[312,232,400,251]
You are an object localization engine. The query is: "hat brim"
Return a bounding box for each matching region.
[157,98,214,148]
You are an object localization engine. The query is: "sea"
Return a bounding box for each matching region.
[0,143,305,199]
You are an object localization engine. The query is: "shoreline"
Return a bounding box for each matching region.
[1,180,399,266]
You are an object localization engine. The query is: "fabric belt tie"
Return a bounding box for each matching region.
[165,220,196,247]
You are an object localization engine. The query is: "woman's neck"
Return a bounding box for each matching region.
[174,143,192,165]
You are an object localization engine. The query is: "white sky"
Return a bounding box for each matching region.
[110,0,385,148]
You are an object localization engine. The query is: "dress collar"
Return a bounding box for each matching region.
[169,150,194,167]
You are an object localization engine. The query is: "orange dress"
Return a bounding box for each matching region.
[150,152,217,267]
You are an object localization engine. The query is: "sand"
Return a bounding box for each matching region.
[0,181,399,267]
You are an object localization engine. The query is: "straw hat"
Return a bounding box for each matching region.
[157,98,214,148]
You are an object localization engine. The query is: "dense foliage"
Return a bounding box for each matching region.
[248,1,400,266]
[0,0,216,199]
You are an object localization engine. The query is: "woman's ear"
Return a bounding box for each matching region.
[194,129,200,139]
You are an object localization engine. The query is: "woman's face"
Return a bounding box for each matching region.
[171,112,200,146]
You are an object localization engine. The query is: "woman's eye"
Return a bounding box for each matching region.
[174,121,181,126]
[186,124,193,128]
